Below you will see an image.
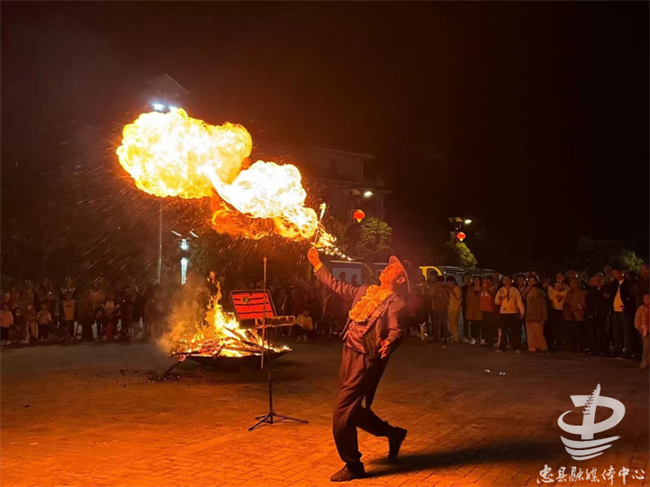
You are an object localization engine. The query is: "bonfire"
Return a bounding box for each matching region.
[171,281,289,361]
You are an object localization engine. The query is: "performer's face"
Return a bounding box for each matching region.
[379,263,406,290]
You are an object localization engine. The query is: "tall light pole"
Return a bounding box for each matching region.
[157,200,163,283]
[145,74,189,283]
[172,230,198,285]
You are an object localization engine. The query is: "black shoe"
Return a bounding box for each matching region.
[330,463,365,482]
[388,427,407,462]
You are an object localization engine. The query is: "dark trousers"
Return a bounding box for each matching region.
[334,346,397,465]
[612,312,632,358]
[572,321,588,352]
[81,321,94,341]
[565,320,578,351]
[547,309,565,349]
[1,327,8,341]
[430,310,447,340]
[62,320,75,339]
[588,316,609,356]
[482,312,498,346]
[499,314,521,351]
[38,324,49,339]
[467,320,481,340]
[462,308,470,339]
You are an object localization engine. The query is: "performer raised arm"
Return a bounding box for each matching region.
[307,247,410,482]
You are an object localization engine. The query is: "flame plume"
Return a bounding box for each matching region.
[117,108,319,240]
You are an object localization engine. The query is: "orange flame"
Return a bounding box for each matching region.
[173,280,288,358]
[117,108,318,240]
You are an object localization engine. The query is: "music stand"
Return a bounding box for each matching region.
[246,257,308,431]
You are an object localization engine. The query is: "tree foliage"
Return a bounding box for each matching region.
[566,236,645,274]
[322,216,393,261]
[346,217,394,261]
[454,242,478,268]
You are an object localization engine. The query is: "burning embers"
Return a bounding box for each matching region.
[171,282,289,361]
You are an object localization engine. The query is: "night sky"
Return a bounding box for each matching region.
[2,2,648,270]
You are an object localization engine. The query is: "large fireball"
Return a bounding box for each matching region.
[116,108,318,240]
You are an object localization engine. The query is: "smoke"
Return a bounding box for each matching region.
[157,278,211,354]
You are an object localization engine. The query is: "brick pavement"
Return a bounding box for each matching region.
[1,339,648,487]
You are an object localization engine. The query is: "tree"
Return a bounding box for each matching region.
[322,215,393,262]
[614,248,644,274]
[454,242,478,268]
[568,236,645,275]
[346,217,393,261]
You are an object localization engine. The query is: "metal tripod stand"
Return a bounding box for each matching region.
[249,257,308,431]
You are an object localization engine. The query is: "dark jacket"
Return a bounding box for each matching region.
[633,277,650,308]
[315,265,407,359]
[525,288,548,323]
[586,286,611,319]
[608,279,635,316]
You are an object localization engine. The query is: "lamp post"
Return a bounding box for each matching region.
[145,74,189,282]
[172,230,199,285]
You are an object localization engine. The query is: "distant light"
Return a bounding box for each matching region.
[180,257,189,285]
[464,219,472,225]
[363,191,373,198]
[167,105,178,111]
[180,238,189,251]
[152,103,165,112]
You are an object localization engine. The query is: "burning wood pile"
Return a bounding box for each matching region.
[170,282,290,364]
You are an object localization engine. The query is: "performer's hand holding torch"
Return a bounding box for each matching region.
[308,247,322,268]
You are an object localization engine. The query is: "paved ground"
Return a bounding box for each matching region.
[1,339,648,487]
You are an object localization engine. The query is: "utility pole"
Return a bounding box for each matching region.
[144,74,189,283]
[157,200,163,282]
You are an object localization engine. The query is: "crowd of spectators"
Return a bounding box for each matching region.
[0,277,165,344]
[409,262,650,368]
[1,262,648,369]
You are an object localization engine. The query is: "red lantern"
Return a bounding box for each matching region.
[353,209,365,223]
[456,231,466,242]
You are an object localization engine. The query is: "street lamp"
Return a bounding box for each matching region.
[180,257,189,285]
[363,190,373,198]
[464,219,472,225]
[172,230,199,285]
[145,74,189,283]
[151,102,180,113]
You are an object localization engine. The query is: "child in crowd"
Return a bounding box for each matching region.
[62,291,76,341]
[119,290,137,340]
[1,302,14,345]
[102,292,119,341]
[37,302,53,341]
[26,304,38,341]
[12,307,29,344]
[295,309,314,341]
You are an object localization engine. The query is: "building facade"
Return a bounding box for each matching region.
[259,144,390,223]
